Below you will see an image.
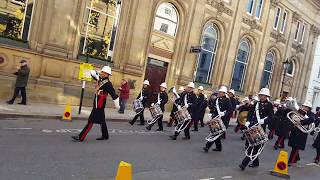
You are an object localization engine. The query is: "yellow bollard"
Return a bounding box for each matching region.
[115,161,132,180]
[62,98,72,121]
[270,150,290,179]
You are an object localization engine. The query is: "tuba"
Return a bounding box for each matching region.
[238,111,249,125]
[287,111,315,134]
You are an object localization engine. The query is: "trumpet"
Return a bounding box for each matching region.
[287,111,315,134]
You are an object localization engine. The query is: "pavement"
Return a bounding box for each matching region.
[0,119,319,180]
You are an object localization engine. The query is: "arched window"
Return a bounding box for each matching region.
[286,61,295,76]
[153,3,178,37]
[195,23,219,83]
[231,39,251,91]
[260,51,275,88]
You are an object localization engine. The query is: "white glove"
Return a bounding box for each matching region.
[156,101,160,105]
[258,118,265,124]
[113,97,120,109]
[185,104,189,108]
[219,111,226,117]
[245,122,250,127]
[304,115,309,119]
[90,70,100,81]
[208,113,212,120]
[151,103,154,106]
[177,105,181,110]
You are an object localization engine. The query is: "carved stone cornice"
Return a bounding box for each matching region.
[206,0,233,17]
[292,11,301,23]
[292,43,305,54]
[270,31,286,44]
[242,17,263,31]
[311,24,320,36]
[270,0,281,8]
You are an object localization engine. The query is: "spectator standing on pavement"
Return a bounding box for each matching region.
[118,79,130,114]
[7,60,30,105]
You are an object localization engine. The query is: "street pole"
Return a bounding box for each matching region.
[78,53,89,114]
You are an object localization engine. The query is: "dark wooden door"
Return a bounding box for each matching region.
[145,58,168,104]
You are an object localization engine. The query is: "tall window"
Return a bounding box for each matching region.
[255,0,264,19]
[286,61,294,76]
[231,39,251,91]
[0,0,35,41]
[247,0,255,15]
[273,8,281,30]
[79,0,122,62]
[294,21,301,41]
[195,23,219,83]
[280,11,287,33]
[154,3,178,37]
[260,51,275,89]
[299,23,305,44]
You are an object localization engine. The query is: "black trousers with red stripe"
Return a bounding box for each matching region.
[316,148,320,160]
[275,136,285,147]
[79,121,109,141]
[289,148,300,163]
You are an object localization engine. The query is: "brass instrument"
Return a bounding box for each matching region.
[287,111,315,134]
[238,111,249,125]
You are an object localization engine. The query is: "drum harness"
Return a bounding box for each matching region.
[174,93,192,132]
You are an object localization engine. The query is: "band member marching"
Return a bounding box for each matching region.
[129,80,150,126]
[234,97,251,133]
[239,88,273,170]
[169,82,197,140]
[273,98,293,150]
[288,101,315,166]
[72,66,120,142]
[168,86,185,127]
[203,86,232,152]
[146,83,168,131]
[313,110,320,164]
[193,86,207,131]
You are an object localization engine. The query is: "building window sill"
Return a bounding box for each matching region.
[78,54,113,67]
[0,36,29,49]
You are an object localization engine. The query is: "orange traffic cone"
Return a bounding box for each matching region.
[115,161,132,180]
[62,98,72,121]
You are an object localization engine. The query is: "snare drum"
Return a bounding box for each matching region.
[244,124,268,147]
[149,104,163,119]
[174,107,191,124]
[208,117,226,136]
[133,99,144,114]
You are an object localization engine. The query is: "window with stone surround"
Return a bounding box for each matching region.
[154,3,178,37]
[79,0,122,62]
[273,7,281,30]
[286,61,295,76]
[280,11,287,34]
[246,0,264,20]
[294,21,301,41]
[260,51,275,89]
[231,39,251,91]
[0,0,35,42]
[195,23,218,84]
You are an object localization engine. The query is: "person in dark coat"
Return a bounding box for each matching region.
[239,88,274,170]
[288,101,315,166]
[169,82,197,140]
[118,79,130,114]
[273,100,293,150]
[7,60,30,105]
[146,82,168,131]
[72,66,120,142]
[168,86,185,127]
[313,108,320,164]
[203,86,232,152]
[129,80,150,125]
[234,97,251,133]
[192,86,207,131]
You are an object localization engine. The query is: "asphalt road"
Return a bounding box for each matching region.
[0,118,319,180]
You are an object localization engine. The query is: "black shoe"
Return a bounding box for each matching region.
[203,147,209,153]
[248,164,259,168]
[169,135,177,140]
[72,136,82,142]
[6,101,13,104]
[137,123,145,126]
[191,129,198,132]
[156,129,163,131]
[200,125,204,127]
[146,126,151,131]
[129,121,134,125]
[118,111,124,114]
[212,148,222,152]
[182,136,190,140]
[18,102,26,105]
[241,136,245,140]
[96,137,108,140]
[273,145,278,150]
[278,145,285,149]
[239,164,245,171]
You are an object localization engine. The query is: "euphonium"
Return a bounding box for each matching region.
[287,111,315,134]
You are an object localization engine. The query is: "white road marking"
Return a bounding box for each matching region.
[198,178,215,180]
[40,128,162,135]
[306,163,320,167]
[221,176,232,179]
[3,127,32,130]
[42,129,53,133]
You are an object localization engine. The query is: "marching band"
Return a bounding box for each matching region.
[72,67,320,171]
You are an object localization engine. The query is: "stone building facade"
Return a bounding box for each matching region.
[0,0,320,106]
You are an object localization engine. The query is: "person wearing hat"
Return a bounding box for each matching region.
[312,107,320,164]
[118,79,130,114]
[6,60,30,105]
[273,98,293,150]
[203,85,232,152]
[267,99,282,140]
[146,82,168,131]
[169,82,197,140]
[167,86,185,127]
[234,97,251,134]
[129,80,150,125]
[288,101,315,166]
[226,89,240,135]
[239,88,274,170]
[72,66,120,142]
[193,86,207,131]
